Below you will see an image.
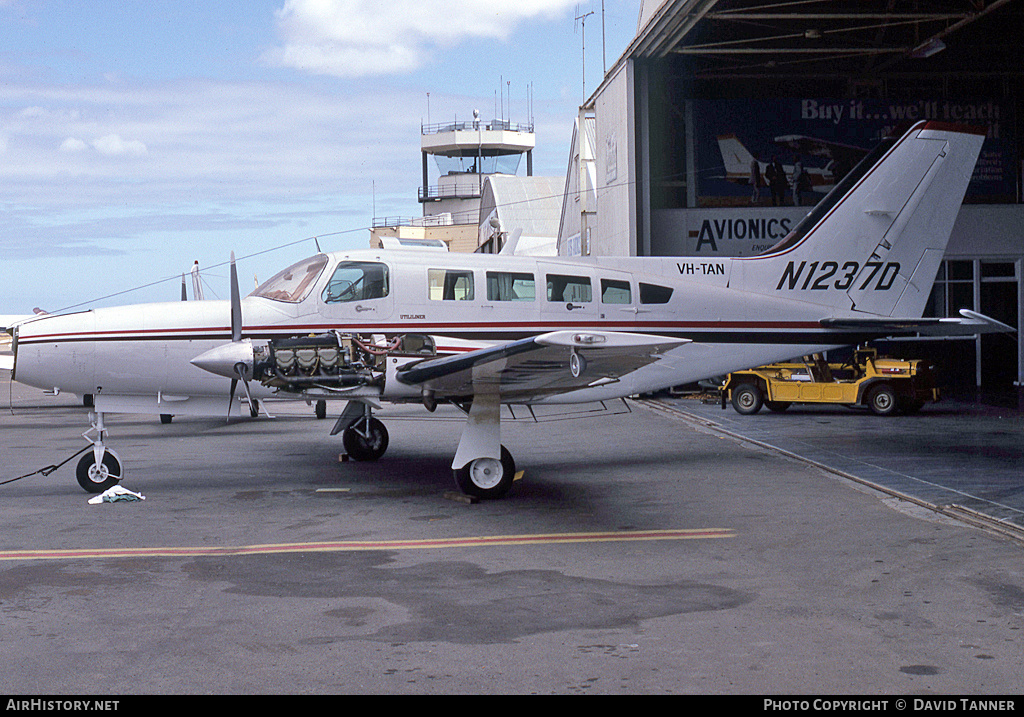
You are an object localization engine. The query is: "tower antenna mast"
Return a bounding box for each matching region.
[575,6,595,100]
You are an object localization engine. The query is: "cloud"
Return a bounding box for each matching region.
[59,134,147,156]
[92,133,148,157]
[267,0,578,77]
[59,137,88,152]
[0,75,431,217]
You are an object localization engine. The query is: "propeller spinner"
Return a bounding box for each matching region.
[189,252,259,419]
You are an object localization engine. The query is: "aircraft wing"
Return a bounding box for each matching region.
[820,310,1015,337]
[395,330,688,401]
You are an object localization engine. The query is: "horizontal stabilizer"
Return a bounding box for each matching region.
[820,309,1015,337]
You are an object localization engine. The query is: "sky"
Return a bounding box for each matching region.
[0,0,642,313]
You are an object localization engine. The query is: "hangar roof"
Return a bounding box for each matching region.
[481,175,564,237]
[608,0,1021,87]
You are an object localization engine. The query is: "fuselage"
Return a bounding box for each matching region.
[11,248,852,409]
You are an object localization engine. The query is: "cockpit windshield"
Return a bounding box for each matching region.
[250,254,328,303]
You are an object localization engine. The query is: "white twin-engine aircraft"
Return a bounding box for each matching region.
[6,121,1013,499]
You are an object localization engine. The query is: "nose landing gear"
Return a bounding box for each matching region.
[77,411,123,493]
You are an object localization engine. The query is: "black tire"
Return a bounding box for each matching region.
[76,451,122,493]
[867,384,899,416]
[315,400,327,419]
[160,414,173,424]
[765,401,791,412]
[731,383,764,415]
[342,417,389,461]
[453,446,516,500]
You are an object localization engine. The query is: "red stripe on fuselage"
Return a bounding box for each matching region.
[16,319,826,345]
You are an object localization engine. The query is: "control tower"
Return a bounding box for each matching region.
[419,109,535,225]
[371,109,538,253]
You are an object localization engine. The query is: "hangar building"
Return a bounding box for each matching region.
[559,0,1023,404]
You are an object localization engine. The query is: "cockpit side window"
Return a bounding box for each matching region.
[251,254,328,303]
[322,261,390,303]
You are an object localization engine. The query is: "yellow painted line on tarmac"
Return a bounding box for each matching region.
[0,528,734,562]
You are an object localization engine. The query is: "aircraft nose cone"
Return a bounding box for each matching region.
[190,339,254,378]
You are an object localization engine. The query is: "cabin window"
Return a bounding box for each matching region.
[486,272,535,302]
[429,269,474,301]
[322,261,389,303]
[601,278,631,304]
[547,274,592,303]
[639,282,673,304]
[252,254,328,303]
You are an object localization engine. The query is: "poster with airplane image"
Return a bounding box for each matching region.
[693,98,1013,208]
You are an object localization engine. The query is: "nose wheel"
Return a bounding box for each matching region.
[76,410,123,493]
[76,449,122,493]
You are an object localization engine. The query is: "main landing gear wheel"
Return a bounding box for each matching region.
[76,450,123,493]
[453,446,515,500]
[342,417,389,461]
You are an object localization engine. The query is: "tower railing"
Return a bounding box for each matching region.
[421,120,534,135]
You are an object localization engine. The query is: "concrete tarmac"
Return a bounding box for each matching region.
[1,375,1022,695]
[654,393,1024,537]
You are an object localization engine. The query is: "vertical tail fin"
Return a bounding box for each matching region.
[730,121,986,317]
[716,134,758,182]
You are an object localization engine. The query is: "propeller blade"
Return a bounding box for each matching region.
[227,378,238,421]
[230,251,242,343]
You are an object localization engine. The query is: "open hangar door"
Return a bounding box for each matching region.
[620,0,1023,404]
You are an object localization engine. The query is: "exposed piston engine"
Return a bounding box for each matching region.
[253,331,435,392]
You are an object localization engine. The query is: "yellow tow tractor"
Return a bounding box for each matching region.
[720,346,939,416]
